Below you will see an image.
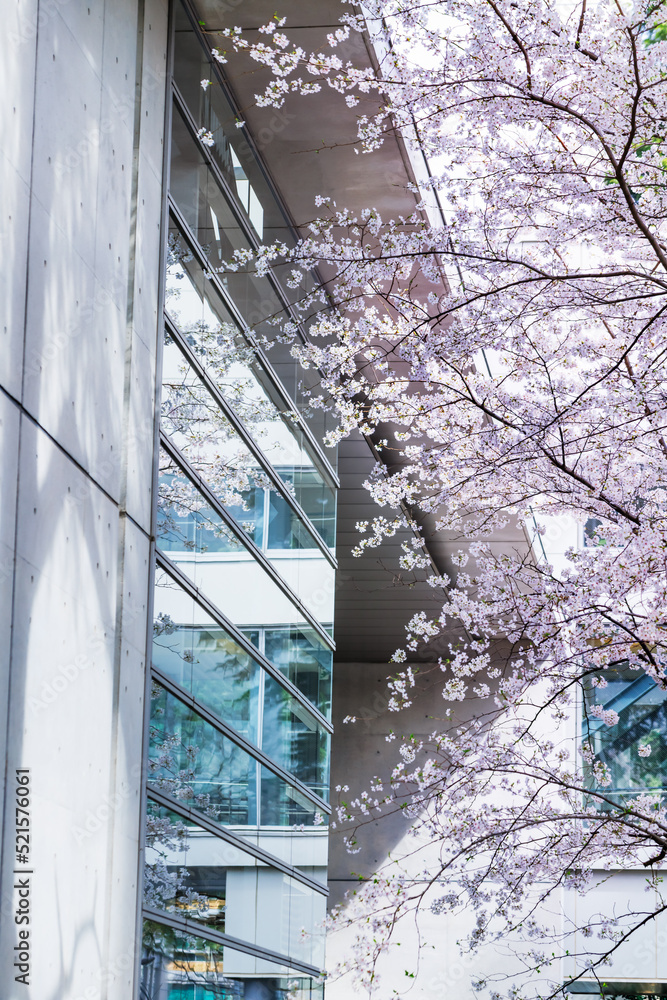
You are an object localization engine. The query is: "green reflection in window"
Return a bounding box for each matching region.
[149,684,327,827]
[149,685,258,826]
[262,675,330,801]
[583,664,667,805]
[153,572,260,742]
[263,629,332,721]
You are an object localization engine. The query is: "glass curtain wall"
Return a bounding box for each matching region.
[142,4,337,996]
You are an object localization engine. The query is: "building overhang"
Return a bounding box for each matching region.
[190,0,532,662]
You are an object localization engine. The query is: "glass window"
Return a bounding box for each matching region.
[150,683,258,826]
[164,224,337,547]
[170,104,288,340]
[157,451,335,632]
[168,94,339,457]
[141,920,326,998]
[144,802,326,967]
[153,568,261,742]
[262,675,330,801]
[149,684,327,827]
[582,665,667,805]
[173,2,295,251]
[153,570,330,794]
[264,629,332,720]
[171,0,329,328]
[158,443,265,554]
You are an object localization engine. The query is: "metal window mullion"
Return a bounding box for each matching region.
[256,636,266,827]
[154,549,333,735]
[159,432,335,652]
[142,906,323,978]
[146,785,328,897]
[164,311,336,567]
[167,201,340,491]
[151,666,330,814]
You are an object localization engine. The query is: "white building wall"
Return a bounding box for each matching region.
[328,663,667,997]
[0,2,168,997]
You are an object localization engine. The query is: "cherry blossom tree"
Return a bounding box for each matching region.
[201,1,667,995]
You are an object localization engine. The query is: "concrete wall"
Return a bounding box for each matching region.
[0,2,168,996]
[327,663,667,998]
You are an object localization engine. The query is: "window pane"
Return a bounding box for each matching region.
[153,571,330,794]
[157,449,334,632]
[144,802,326,967]
[171,0,340,452]
[149,684,327,829]
[141,920,326,998]
[158,442,264,554]
[262,675,330,801]
[165,223,337,547]
[583,665,667,805]
[264,629,332,720]
[172,2,295,251]
[150,683,258,826]
[153,569,261,742]
[170,104,287,339]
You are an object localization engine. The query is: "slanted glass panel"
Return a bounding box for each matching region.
[264,629,332,720]
[165,222,337,548]
[144,802,326,967]
[260,772,327,830]
[141,921,326,998]
[582,664,667,805]
[251,335,341,468]
[152,570,329,794]
[153,568,260,742]
[268,469,335,551]
[262,675,330,801]
[170,104,287,340]
[172,1,295,249]
[171,0,327,332]
[160,336,269,547]
[157,449,334,632]
[168,103,339,464]
[170,0,341,454]
[150,683,258,826]
[161,322,335,555]
[149,684,326,829]
[158,439,265,554]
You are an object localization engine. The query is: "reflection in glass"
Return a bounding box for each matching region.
[153,569,260,741]
[172,1,295,249]
[157,453,335,631]
[150,683,258,826]
[583,664,667,806]
[141,920,326,999]
[144,802,326,967]
[264,629,332,720]
[149,684,327,828]
[262,675,330,801]
[164,228,336,547]
[170,103,286,341]
[158,442,264,553]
